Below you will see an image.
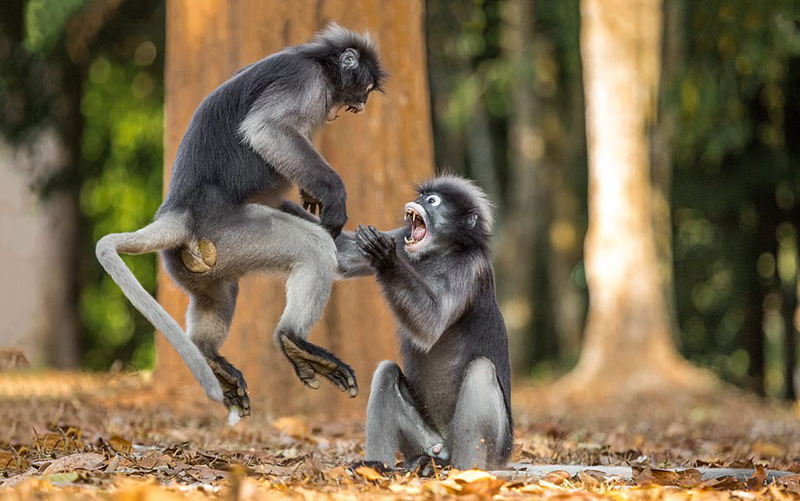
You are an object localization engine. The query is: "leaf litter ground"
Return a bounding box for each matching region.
[1,372,799,500]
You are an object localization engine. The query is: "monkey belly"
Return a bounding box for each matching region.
[401,335,465,433]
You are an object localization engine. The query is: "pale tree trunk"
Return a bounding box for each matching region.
[562,0,713,395]
[156,0,434,417]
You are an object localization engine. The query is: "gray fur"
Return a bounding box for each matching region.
[448,357,507,469]
[365,361,449,466]
[338,176,513,470]
[96,26,384,411]
[95,213,224,402]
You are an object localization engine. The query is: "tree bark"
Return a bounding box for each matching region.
[562,0,712,395]
[156,0,434,417]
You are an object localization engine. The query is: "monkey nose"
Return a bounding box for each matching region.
[353,102,365,113]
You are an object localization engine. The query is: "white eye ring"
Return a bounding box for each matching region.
[426,195,441,206]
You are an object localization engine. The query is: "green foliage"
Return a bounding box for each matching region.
[25,0,85,52]
[78,54,163,370]
[671,0,800,396]
[0,0,165,371]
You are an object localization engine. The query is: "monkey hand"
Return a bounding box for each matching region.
[299,189,323,216]
[320,200,348,239]
[279,332,358,397]
[356,225,396,269]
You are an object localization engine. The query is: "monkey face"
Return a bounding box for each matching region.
[309,25,387,122]
[403,176,494,258]
[403,193,445,256]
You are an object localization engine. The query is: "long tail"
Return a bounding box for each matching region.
[95,212,223,402]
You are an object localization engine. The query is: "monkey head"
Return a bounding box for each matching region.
[308,23,387,122]
[403,176,493,259]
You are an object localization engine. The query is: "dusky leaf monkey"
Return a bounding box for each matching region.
[96,24,386,417]
[283,176,513,471]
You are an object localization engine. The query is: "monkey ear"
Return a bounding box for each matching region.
[467,213,479,229]
[340,48,359,70]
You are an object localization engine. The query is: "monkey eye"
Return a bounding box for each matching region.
[426,195,441,206]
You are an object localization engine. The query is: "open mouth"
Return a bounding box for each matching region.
[403,203,428,249]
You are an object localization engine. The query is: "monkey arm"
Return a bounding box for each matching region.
[375,258,471,350]
[240,120,347,237]
[356,226,476,350]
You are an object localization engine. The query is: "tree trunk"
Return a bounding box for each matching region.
[562,0,712,396]
[155,0,434,417]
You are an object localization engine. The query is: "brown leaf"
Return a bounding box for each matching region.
[354,466,384,481]
[579,469,607,488]
[272,416,311,440]
[746,465,767,490]
[542,469,571,485]
[449,469,506,498]
[0,450,27,470]
[775,474,800,493]
[42,452,105,475]
[699,475,746,490]
[109,435,132,453]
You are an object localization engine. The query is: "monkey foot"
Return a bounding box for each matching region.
[206,356,250,417]
[279,332,358,397]
[402,454,446,478]
[348,460,395,476]
[181,238,218,273]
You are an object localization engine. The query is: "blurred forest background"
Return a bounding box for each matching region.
[1,0,799,401]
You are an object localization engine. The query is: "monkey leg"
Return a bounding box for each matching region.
[268,213,358,396]
[364,361,449,469]
[446,357,509,470]
[190,205,358,397]
[186,280,250,416]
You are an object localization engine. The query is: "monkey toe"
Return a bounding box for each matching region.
[279,333,358,395]
[207,356,250,417]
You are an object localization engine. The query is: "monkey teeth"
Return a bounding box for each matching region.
[403,207,427,247]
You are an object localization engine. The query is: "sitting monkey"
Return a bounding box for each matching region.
[285,175,513,471]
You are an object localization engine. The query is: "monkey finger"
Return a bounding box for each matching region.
[356,233,382,257]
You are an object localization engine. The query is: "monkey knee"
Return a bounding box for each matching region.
[370,361,402,395]
[458,357,504,424]
[463,357,497,389]
[308,233,338,276]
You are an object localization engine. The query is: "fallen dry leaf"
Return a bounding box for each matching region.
[354,465,384,481]
[271,416,311,440]
[42,452,105,475]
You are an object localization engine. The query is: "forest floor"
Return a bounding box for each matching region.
[1,372,800,500]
